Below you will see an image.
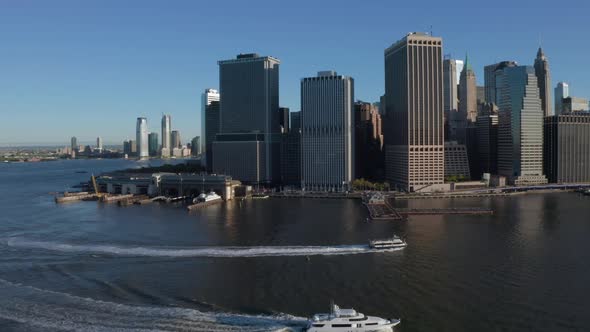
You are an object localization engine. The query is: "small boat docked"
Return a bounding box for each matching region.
[369,235,407,249]
[304,303,400,331]
[193,191,222,203]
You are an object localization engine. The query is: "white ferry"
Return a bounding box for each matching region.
[194,191,222,203]
[304,303,400,331]
[369,235,407,249]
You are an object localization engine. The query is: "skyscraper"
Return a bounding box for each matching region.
[384,32,444,192]
[290,111,301,131]
[171,130,181,149]
[191,136,201,156]
[71,136,77,152]
[136,117,148,158]
[534,47,552,117]
[148,132,159,156]
[354,101,384,180]
[484,61,517,104]
[554,82,569,115]
[204,100,220,172]
[476,103,499,176]
[201,89,219,157]
[443,58,459,141]
[212,53,280,184]
[456,54,477,143]
[96,136,103,152]
[279,107,290,133]
[161,114,172,157]
[301,71,354,191]
[497,66,547,185]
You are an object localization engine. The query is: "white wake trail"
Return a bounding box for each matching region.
[2,237,403,258]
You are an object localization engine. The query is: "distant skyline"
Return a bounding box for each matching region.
[1,0,589,145]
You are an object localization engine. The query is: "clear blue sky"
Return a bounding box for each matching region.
[1,0,589,146]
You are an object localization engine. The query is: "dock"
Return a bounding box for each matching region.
[187,199,223,211]
[117,195,149,206]
[364,202,403,220]
[395,207,494,216]
[55,193,98,203]
[100,194,134,203]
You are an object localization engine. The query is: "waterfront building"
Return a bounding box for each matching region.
[554,82,569,115]
[161,114,172,157]
[544,113,590,183]
[301,71,354,191]
[443,58,459,141]
[354,101,384,180]
[476,103,499,176]
[171,130,181,149]
[71,136,78,152]
[279,107,290,133]
[562,96,590,113]
[497,66,547,185]
[148,132,158,157]
[384,32,444,192]
[484,61,517,104]
[444,141,470,179]
[96,137,103,152]
[212,53,280,184]
[191,136,201,156]
[534,47,552,116]
[205,101,220,172]
[136,117,148,158]
[201,88,220,158]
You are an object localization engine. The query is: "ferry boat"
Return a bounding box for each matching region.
[251,193,269,199]
[194,191,222,203]
[304,303,400,331]
[369,235,407,249]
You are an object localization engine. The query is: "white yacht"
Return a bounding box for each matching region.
[369,235,406,249]
[304,303,400,332]
[193,191,222,203]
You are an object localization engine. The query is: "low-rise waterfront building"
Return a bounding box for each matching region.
[444,141,470,179]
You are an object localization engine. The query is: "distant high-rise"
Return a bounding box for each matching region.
[290,111,301,131]
[476,86,485,103]
[484,61,517,104]
[534,47,552,117]
[443,58,459,141]
[201,89,219,157]
[191,136,201,156]
[563,96,590,113]
[476,103,499,176]
[497,66,547,185]
[301,71,354,191]
[279,107,290,133]
[455,59,464,83]
[96,137,103,151]
[161,114,172,157]
[554,82,569,115]
[354,101,384,180]
[124,139,137,156]
[204,100,220,171]
[148,132,159,156]
[212,53,280,184]
[136,117,148,158]
[71,136,77,152]
[384,32,444,192]
[544,113,590,183]
[171,130,181,149]
[459,54,477,122]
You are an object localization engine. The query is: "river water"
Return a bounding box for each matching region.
[0,159,589,332]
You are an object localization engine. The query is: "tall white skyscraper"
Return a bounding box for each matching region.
[301,71,354,191]
[161,114,171,157]
[136,117,149,158]
[455,59,464,83]
[201,89,219,156]
[96,137,103,151]
[554,82,569,115]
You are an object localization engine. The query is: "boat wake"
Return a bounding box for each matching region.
[0,278,307,331]
[1,237,404,258]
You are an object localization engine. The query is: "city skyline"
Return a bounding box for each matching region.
[2,1,590,145]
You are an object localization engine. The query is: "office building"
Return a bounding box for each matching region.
[191,136,201,156]
[459,54,478,123]
[204,100,220,171]
[444,141,470,179]
[484,61,517,104]
[290,111,301,130]
[171,130,181,149]
[354,101,384,180]
[136,117,148,158]
[476,103,499,176]
[384,32,444,192]
[544,113,590,183]
[123,139,137,156]
[443,58,459,141]
[563,96,589,113]
[201,88,220,157]
[212,53,280,184]
[280,128,301,187]
[534,47,552,116]
[301,71,354,191]
[497,66,547,185]
[279,107,290,133]
[161,114,172,157]
[148,132,158,156]
[71,136,78,152]
[96,137,103,152]
[554,82,569,115]
[477,86,485,103]
[455,59,464,83]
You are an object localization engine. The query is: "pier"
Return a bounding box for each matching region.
[395,207,493,216]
